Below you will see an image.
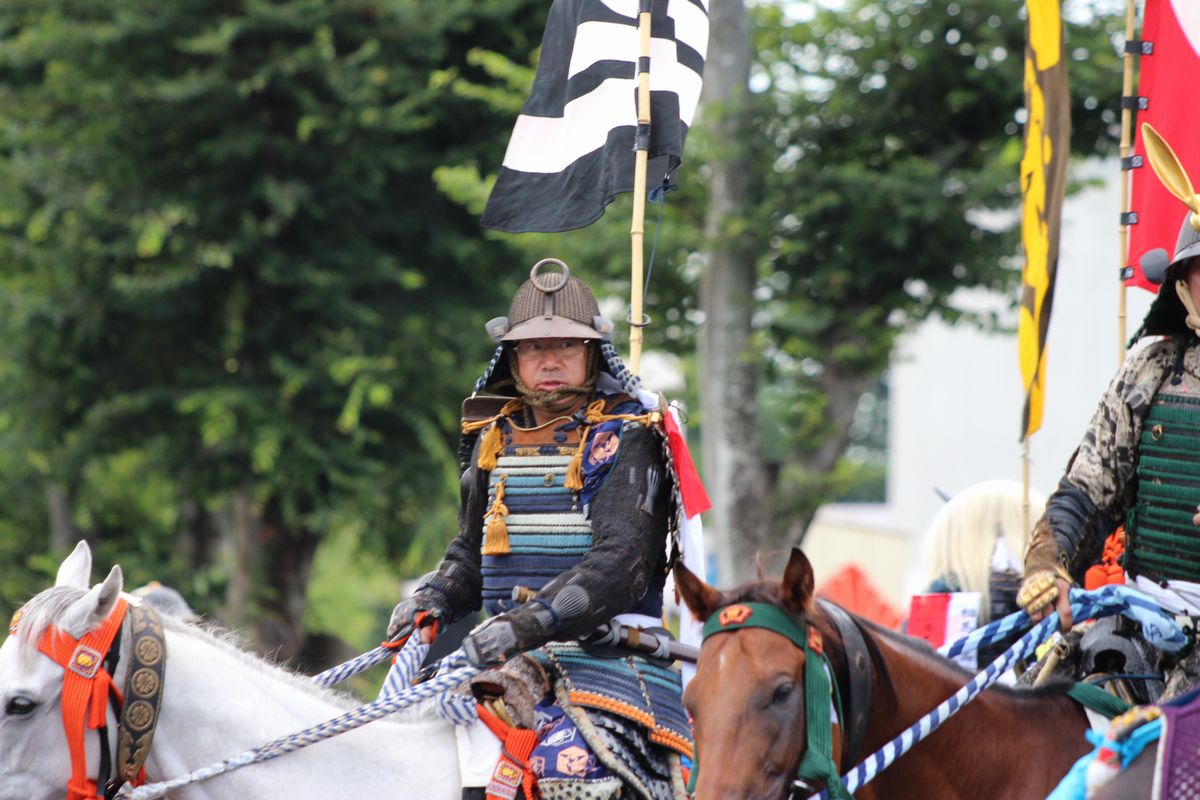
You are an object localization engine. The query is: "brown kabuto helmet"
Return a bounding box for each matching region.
[485,258,615,342]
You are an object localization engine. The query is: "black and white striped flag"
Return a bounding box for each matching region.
[481,0,708,234]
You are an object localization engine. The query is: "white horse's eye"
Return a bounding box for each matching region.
[5,696,37,717]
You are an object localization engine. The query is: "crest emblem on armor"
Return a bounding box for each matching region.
[543,726,576,748]
[587,430,620,467]
[808,628,824,656]
[556,745,591,777]
[69,645,104,679]
[718,604,753,627]
[493,762,522,788]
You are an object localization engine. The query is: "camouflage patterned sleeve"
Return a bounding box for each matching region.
[1041,340,1176,573]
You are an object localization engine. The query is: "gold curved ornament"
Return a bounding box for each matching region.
[1142,122,1200,232]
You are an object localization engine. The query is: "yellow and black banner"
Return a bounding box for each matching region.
[1018,0,1070,440]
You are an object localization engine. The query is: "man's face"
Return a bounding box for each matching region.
[515,338,589,392]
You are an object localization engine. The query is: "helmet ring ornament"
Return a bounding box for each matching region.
[529,258,571,293]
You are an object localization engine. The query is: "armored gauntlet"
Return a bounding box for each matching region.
[1017,518,1074,619]
[386,593,446,641]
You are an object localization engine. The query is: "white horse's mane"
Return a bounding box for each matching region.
[15,584,442,723]
[16,586,87,648]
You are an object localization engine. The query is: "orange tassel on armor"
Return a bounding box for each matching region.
[476,422,504,472]
[565,428,588,491]
[482,480,511,555]
[1085,528,1126,590]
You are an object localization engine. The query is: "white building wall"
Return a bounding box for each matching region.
[887,160,1152,542]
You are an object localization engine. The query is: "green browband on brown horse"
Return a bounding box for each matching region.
[697,602,853,800]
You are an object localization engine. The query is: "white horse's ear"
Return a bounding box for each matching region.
[60,565,124,637]
[55,541,93,590]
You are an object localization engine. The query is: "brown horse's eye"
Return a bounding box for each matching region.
[770,683,795,706]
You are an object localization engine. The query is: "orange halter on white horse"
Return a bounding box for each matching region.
[13,597,144,800]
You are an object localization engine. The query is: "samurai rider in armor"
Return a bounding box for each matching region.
[387,259,692,800]
[1017,213,1200,699]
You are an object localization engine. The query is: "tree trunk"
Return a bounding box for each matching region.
[255,493,321,663]
[46,482,79,551]
[177,498,216,571]
[699,0,770,584]
[785,366,879,544]
[220,486,259,631]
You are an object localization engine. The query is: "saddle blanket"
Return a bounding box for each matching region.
[536,641,693,760]
[1048,687,1200,800]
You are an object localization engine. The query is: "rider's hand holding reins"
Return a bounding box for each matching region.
[462,616,520,668]
[1017,519,1075,629]
[387,595,444,644]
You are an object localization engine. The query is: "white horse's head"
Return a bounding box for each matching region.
[0,542,124,800]
[0,543,465,800]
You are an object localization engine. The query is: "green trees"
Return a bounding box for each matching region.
[0,0,543,656]
[696,0,1123,573]
[0,0,1129,639]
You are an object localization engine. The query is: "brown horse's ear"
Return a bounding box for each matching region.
[780,547,815,613]
[674,561,724,622]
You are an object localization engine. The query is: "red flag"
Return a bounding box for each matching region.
[1126,0,1200,290]
[662,409,711,518]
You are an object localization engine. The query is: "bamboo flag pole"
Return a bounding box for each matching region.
[1022,438,1031,537]
[628,0,653,377]
[1116,0,1138,361]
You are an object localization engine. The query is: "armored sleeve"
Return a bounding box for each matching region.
[503,422,669,651]
[418,439,489,622]
[1033,340,1175,576]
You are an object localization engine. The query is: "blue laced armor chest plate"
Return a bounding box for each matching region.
[480,411,592,615]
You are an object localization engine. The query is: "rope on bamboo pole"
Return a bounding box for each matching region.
[1116,0,1139,361]
[628,0,653,377]
[1022,437,1031,540]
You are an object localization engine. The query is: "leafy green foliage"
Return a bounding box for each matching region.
[0,0,1127,642]
[0,0,545,645]
[739,0,1122,526]
[432,0,1123,535]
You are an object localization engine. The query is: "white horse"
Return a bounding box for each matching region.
[0,542,467,800]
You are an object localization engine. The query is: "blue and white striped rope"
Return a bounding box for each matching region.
[937,607,1031,660]
[937,584,1187,662]
[373,636,478,724]
[116,649,480,800]
[312,642,397,688]
[807,613,1055,799]
[377,635,429,698]
[803,586,1186,799]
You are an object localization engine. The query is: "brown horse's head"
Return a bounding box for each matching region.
[676,548,823,800]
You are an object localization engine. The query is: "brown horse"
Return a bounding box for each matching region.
[675,548,1094,800]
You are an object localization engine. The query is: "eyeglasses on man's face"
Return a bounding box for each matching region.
[513,339,589,359]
